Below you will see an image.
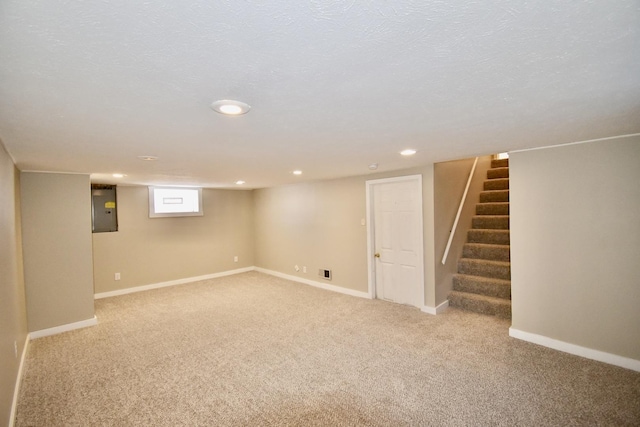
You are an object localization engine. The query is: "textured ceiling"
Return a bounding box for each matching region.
[1,1,639,189]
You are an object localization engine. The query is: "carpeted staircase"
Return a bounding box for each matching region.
[449,158,511,318]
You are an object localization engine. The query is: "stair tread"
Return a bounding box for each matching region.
[469,229,510,233]
[476,203,510,216]
[462,242,510,262]
[450,290,511,303]
[479,190,510,202]
[464,242,510,249]
[484,179,509,190]
[453,275,511,299]
[481,188,509,197]
[467,229,511,245]
[460,258,510,267]
[491,159,509,168]
[472,215,509,230]
[487,167,510,179]
[449,291,512,318]
[453,273,511,285]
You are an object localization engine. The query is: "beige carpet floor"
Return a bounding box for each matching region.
[15,272,640,426]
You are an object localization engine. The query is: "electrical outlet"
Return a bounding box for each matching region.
[303,266,307,273]
[319,269,332,280]
[14,341,18,358]
[115,272,121,280]
[234,256,238,262]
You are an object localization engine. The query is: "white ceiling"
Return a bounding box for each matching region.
[1,1,639,189]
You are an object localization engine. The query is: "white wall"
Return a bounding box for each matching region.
[509,135,640,364]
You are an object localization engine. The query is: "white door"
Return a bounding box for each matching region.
[367,175,424,308]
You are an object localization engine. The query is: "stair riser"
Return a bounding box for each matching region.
[479,191,509,203]
[484,178,509,191]
[472,216,509,230]
[467,230,510,245]
[476,203,509,215]
[491,159,509,168]
[449,293,511,319]
[453,275,511,299]
[462,244,510,261]
[458,259,511,280]
[487,168,509,179]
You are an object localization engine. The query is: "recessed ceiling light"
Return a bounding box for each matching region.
[292,170,302,175]
[211,100,251,116]
[368,163,379,170]
[137,155,158,161]
[112,173,125,178]
[400,149,417,156]
[235,180,245,185]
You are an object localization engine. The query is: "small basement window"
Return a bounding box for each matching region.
[149,187,203,218]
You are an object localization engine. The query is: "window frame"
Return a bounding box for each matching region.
[148,186,204,218]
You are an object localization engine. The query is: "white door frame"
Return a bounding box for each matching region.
[365,174,425,307]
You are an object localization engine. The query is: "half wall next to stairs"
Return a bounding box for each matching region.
[433,156,493,306]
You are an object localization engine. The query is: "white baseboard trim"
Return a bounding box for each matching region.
[421,299,449,315]
[509,327,640,372]
[9,334,30,427]
[94,267,255,299]
[255,267,371,300]
[30,316,98,340]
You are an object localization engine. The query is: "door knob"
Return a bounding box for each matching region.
[374,253,380,258]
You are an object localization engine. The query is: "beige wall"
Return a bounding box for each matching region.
[434,156,492,304]
[0,144,27,427]
[21,172,95,332]
[253,165,438,308]
[92,186,254,294]
[510,136,640,361]
[254,176,369,292]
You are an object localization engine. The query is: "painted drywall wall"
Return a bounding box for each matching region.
[92,186,254,294]
[253,165,438,308]
[0,144,27,427]
[254,176,368,292]
[434,156,492,304]
[510,136,640,361]
[21,172,95,332]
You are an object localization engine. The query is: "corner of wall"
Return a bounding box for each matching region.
[9,334,30,427]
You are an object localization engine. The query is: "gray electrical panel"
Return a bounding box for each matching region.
[92,185,118,233]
